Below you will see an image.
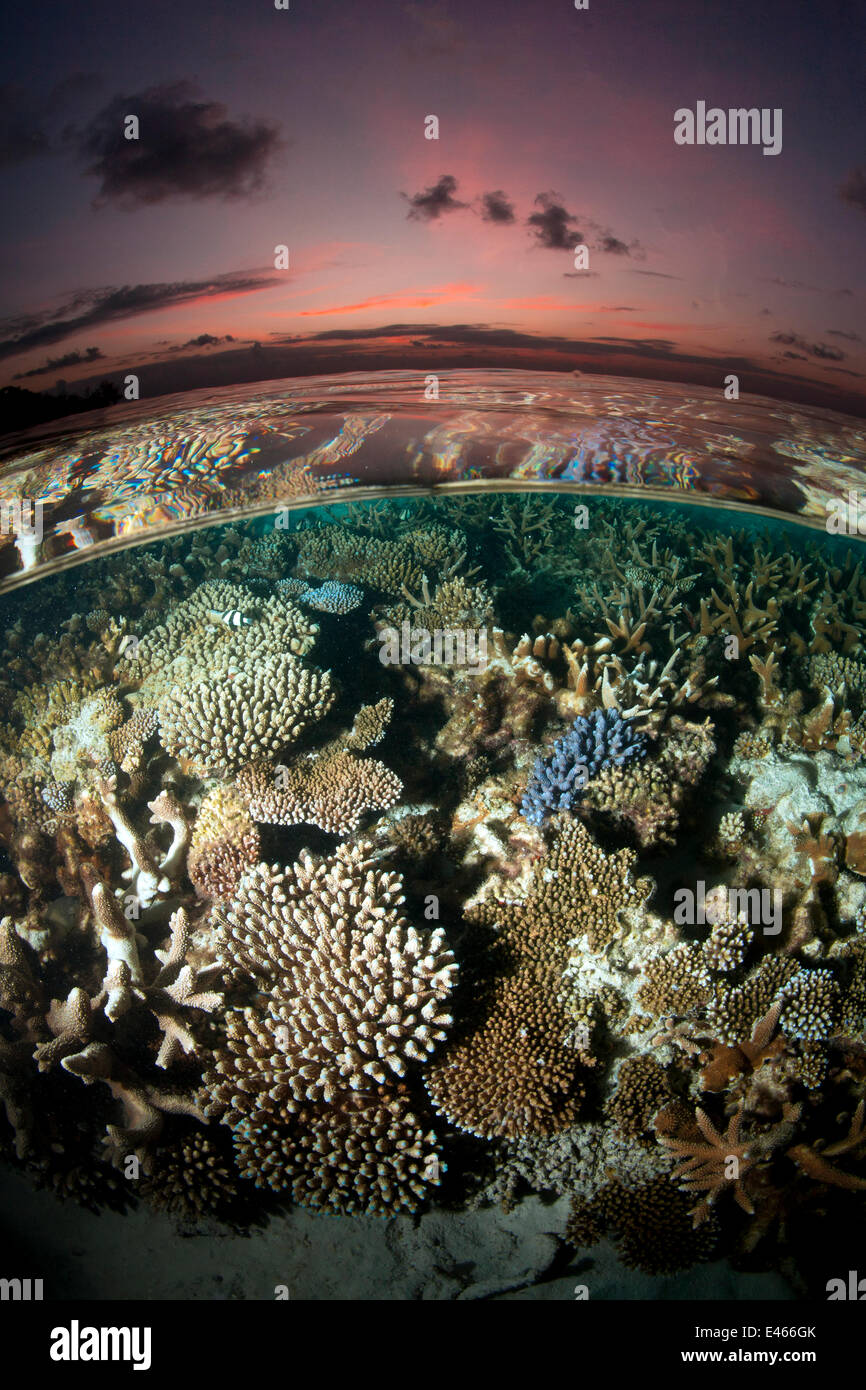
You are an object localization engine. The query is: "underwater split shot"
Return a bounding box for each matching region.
[3,0,866,1356]
[0,371,865,1332]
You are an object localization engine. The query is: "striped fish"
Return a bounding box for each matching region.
[207,607,253,628]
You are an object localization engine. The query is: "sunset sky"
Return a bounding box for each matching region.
[2,0,865,412]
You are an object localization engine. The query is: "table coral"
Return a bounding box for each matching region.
[236,748,402,836]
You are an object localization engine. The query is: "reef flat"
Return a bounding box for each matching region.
[1,491,865,1297]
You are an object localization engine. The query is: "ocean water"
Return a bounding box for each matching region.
[1,370,866,1301]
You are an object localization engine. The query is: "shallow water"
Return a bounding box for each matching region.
[1,372,866,1300]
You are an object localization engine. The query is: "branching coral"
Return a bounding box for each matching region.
[657,1104,757,1226]
[521,709,648,826]
[187,786,262,902]
[426,819,651,1139]
[204,843,457,1114]
[158,651,335,775]
[232,1086,443,1215]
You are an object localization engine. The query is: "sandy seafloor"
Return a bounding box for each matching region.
[1,1165,793,1301]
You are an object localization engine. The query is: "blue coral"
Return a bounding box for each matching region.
[520,708,648,827]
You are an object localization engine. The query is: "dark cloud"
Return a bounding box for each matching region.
[827,328,862,342]
[402,173,468,221]
[759,308,772,315]
[13,346,104,379]
[527,192,583,251]
[598,234,629,255]
[630,269,683,280]
[562,271,600,278]
[782,351,809,361]
[770,331,845,362]
[402,1,464,58]
[0,85,51,167]
[74,82,284,208]
[169,332,236,352]
[762,276,821,291]
[479,190,516,224]
[0,270,280,362]
[839,167,866,212]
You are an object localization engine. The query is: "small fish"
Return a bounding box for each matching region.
[208,607,253,628]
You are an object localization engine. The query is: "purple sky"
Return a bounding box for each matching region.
[2,0,865,413]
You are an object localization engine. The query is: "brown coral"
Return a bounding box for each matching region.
[607,1055,671,1141]
[188,786,261,902]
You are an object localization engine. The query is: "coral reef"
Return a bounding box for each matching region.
[2,491,866,1284]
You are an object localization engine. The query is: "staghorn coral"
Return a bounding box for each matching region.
[204,842,457,1115]
[158,651,335,775]
[657,1104,757,1226]
[60,1042,206,1172]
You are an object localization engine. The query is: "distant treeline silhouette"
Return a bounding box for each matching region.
[0,380,123,435]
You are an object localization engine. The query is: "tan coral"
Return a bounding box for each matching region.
[235,749,402,837]
[158,651,335,775]
[424,969,587,1140]
[203,843,457,1115]
[188,786,261,902]
[232,1086,443,1215]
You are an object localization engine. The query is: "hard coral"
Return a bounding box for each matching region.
[204,842,457,1113]
[521,709,649,827]
[158,651,335,775]
[232,1086,442,1216]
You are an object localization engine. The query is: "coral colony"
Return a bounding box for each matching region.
[2,488,866,1296]
[521,709,648,826]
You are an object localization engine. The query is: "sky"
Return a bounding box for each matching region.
[1,0,865,413]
